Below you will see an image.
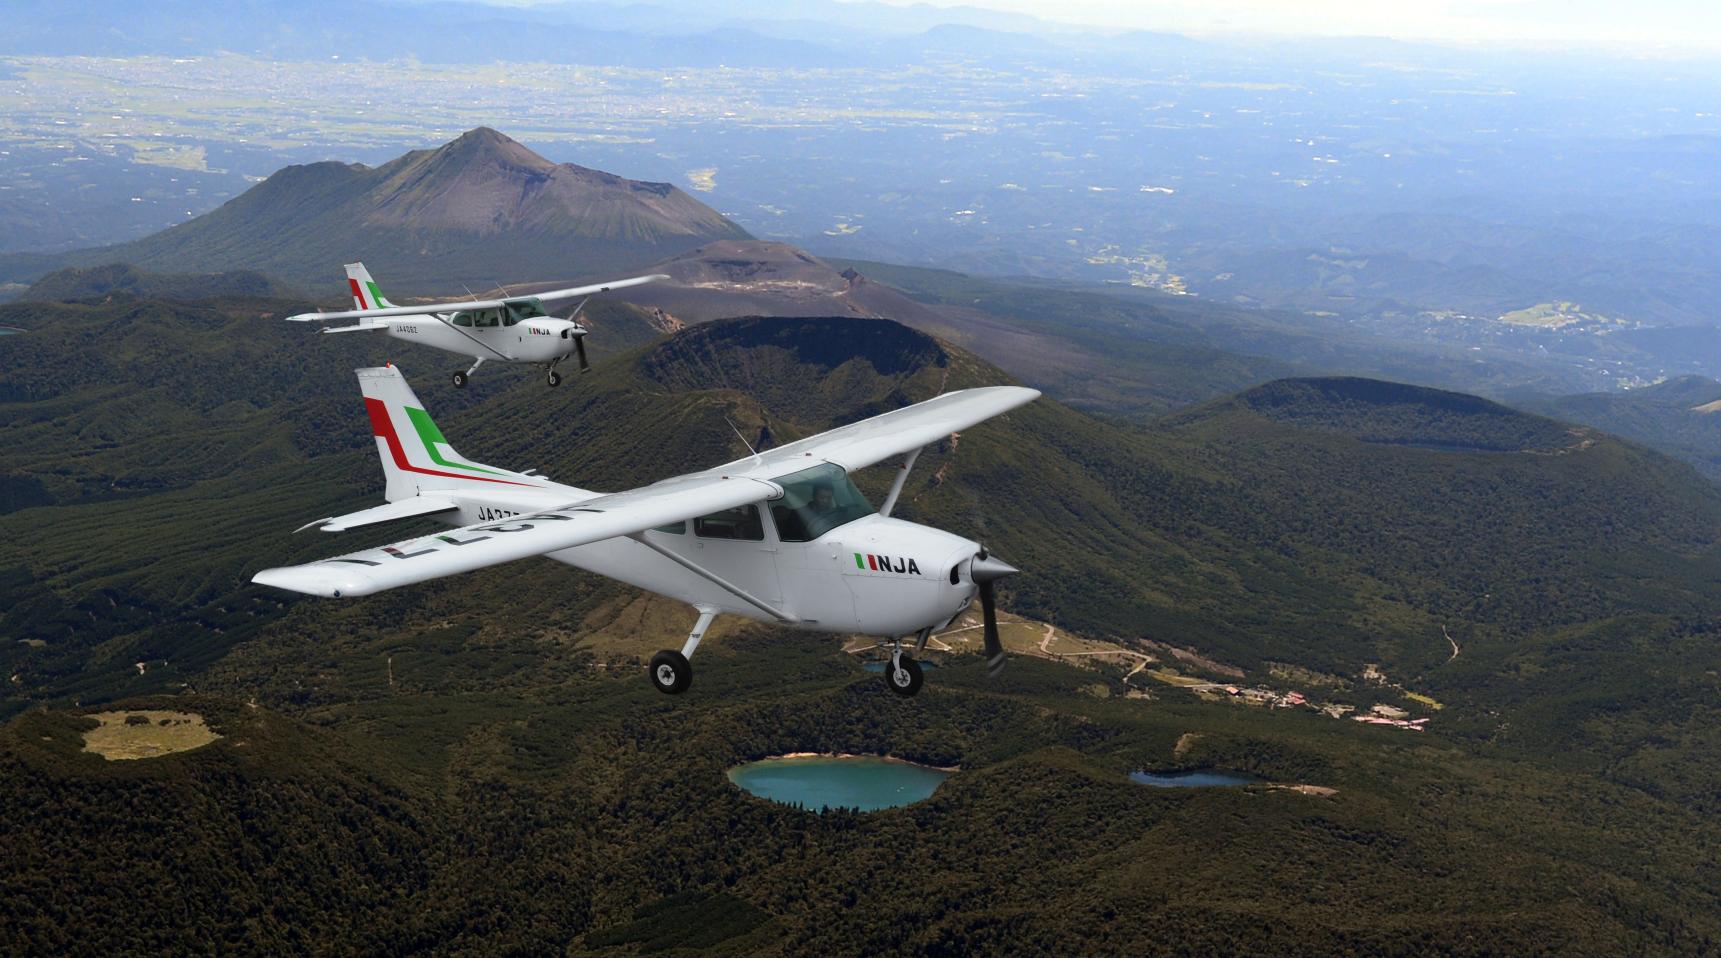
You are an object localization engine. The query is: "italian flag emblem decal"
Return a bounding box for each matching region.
[853,553,922,575]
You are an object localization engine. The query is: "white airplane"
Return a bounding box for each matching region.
[285,263,669,388]
[252,365,1039,696]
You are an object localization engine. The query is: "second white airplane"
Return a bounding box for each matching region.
[285,263,668,388]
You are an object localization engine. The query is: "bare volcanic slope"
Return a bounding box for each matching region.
[26,128,750,294]
[612,239,1294,416]
[610,239,947,325]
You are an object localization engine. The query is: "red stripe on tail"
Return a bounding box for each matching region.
[349,278,370,309]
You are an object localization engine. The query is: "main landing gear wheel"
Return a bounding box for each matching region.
[650,649,692,695]
[546,370,562,388]
[886,654,924,697]
[452,371,469,389]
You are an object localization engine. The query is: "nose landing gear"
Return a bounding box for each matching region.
[886,650,924,697]
[883,629,930,697]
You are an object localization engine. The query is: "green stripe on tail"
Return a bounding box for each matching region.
[405,407,505,475]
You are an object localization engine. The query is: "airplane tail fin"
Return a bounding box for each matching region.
[344,262,398,310]
[357,366,538,501]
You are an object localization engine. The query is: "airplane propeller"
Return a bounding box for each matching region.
[566,298,592,372]
[970,547,1018,676]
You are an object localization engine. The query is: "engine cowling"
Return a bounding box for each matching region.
[835,516,981,637]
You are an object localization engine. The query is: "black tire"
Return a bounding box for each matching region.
[546,371,562,388]
[885,654,924,697]
[452,371,468,389]
[650,649,692,695]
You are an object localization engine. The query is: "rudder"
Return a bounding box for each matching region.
[344,262,397,310]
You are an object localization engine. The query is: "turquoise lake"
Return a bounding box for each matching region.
[727,755,953,812]
[1130,769,1260,788]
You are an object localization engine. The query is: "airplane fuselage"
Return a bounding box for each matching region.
[382,313,580,366]
[415,482,979,638]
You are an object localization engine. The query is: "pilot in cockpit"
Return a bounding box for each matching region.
[810,484,837,517]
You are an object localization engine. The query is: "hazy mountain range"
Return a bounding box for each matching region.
[14,124,1721,484]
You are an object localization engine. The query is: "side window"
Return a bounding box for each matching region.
[474,309,500,328]
[694,506,764,541]
[651,520,686,535]
[452,312,474,327]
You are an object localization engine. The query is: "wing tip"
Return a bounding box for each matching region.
[252,565,372,598]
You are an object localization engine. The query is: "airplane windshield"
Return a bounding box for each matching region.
[769,463,872,542]
[506,299,548,321]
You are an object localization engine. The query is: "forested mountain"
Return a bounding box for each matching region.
[1522,375,1721,482]
[4,303,1720,954]
[17,263,301,303]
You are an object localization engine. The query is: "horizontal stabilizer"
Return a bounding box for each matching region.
[295,496,460,534]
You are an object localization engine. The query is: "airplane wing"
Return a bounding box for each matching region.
[253,384,1038,599]
[253,473,778,597]
[746,385,1041,473]
[519,273,673,305]
[282,274,669,323]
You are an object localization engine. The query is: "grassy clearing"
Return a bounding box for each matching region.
[81,710,220,760]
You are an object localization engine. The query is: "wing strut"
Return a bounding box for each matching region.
[878,447,923,518]
[628,534,798,623]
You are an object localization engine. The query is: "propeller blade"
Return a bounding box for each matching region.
[574,334,590,372]
[979,579,1005,676]
[970,552,1017,677]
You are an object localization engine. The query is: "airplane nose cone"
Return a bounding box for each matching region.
[970,554,1018,584]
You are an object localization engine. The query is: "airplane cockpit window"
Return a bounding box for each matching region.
[452,312,474,327]
[694,506,764,541]
[473,309,501,328]
[770,463,872,542]
[505,299,548,325]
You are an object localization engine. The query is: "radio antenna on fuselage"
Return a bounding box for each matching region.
[726,417,762,465]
